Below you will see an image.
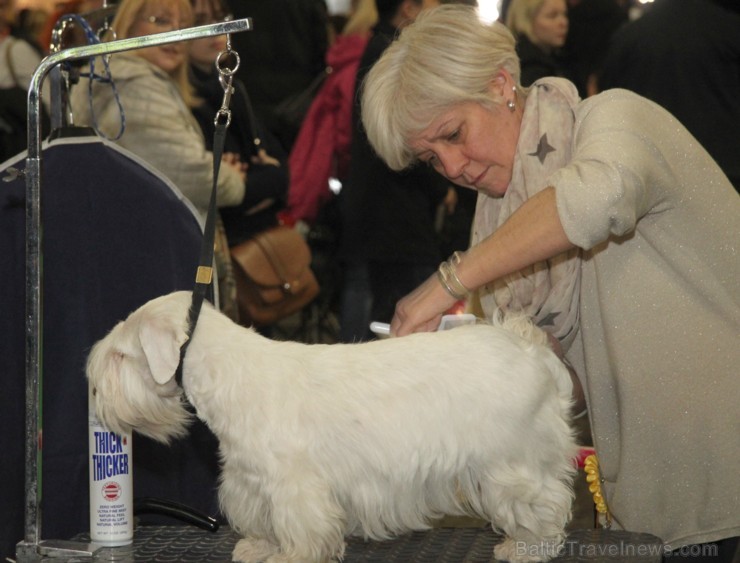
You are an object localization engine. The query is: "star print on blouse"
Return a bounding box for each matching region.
[529,133,556,164]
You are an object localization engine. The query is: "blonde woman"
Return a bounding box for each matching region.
[70,0,246,219]
[505,0,569,86]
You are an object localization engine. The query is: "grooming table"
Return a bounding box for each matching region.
[20,525,662,562]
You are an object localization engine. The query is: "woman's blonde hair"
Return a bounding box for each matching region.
[361,4,523,171]
[342,0,378,36]
[110,0,196,106]
[505,0,547,43]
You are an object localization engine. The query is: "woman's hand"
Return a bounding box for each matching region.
[251,148,280,167]
[222,152,248,183]
[390,272,458,336]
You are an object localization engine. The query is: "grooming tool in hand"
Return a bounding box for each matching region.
[369,314,477,337]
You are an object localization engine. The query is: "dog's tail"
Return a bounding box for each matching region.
[490,309,574,409]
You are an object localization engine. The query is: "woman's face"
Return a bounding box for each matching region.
[189,0,227,71]
[129,2,188,74]
[408,77,522,198]
[531,0,568,50]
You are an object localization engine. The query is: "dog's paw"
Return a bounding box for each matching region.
[232,537,279,562]
[494,537,558,562]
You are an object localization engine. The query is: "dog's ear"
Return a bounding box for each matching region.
[138,317,189,385]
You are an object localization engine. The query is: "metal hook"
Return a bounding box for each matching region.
[213,45,240,127]
[215,74,233,127]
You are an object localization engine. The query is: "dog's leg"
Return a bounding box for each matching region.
[232,537,280,563]
[265,462,347,563]
[481,471,573,562]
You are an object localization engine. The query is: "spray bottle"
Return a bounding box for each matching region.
[88,384,134,545]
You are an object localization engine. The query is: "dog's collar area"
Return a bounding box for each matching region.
[174,298,201,389]
[174,336,195,412]
[174,347,187,388]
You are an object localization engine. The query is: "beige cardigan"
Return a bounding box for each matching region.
[479,88,739,547]
[70,53,244,219]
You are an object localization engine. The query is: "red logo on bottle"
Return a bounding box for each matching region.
[102,481,121,501]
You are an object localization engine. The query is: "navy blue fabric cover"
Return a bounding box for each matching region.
[0,137,222,560]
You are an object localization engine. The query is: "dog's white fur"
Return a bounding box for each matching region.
[87,291,577,562]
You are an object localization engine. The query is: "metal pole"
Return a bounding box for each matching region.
[17,17,251,561]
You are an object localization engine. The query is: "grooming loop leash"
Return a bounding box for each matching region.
[215,33,240,127]
[175,39,239,385]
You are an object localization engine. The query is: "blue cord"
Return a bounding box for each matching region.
[65,14,126,140]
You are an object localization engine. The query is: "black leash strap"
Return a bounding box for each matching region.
[174,120,227,387]
[175,43,239,387]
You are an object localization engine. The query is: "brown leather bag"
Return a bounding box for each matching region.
[230,226,319,327]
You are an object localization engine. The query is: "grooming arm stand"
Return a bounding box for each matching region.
[17,17,251,562]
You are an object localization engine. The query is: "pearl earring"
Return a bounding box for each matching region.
[507,86,517,112]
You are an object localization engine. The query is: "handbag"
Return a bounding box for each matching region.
[230,225,320,327]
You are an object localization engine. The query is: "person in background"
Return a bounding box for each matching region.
[561,0,626,97]
[188,0,289,329]
[70,0,247,318]
[227,0,330,152]
[285,0,378,227]
[505,0,569,86]
[598,0,740,193]
[1,0,50,161]
[70,0,246,220]
[362,5,739,560]
[188,0,289,247]
[14,6,47,53]
[336,0,454,342]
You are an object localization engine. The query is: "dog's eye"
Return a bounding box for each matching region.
[92,387,97,396]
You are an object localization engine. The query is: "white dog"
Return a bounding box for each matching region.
[87,291,577,562]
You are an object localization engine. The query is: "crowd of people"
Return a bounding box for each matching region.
[2,0,738,560]
[9,0,736,335]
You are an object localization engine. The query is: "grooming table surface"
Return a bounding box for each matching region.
[30,525,662,562]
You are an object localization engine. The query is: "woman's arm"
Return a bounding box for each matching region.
[458,186,574,291]
[391,186,586,412]
[390,186,576,336]
[391,187,586,413]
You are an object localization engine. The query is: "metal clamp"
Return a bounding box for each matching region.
[214,42,240,127]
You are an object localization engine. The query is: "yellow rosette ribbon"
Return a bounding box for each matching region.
[584,454,611,528]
